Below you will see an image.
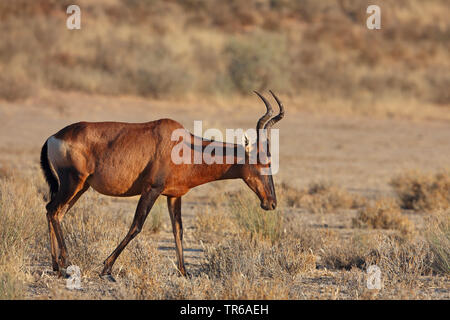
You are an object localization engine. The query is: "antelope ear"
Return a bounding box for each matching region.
[242,132,253,153]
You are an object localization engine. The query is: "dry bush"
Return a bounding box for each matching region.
[224,32,289,94]
[319,233,370,270]
[62,193,164,276]
[113,232,316,299]
[424,211,450,275]
[283,218,329,253]
[302,181,360,213]
[194,210,317,299]
[203,237,316,281]
[366,234,434,286]
[0,174,47,299]
[352,198,415,237]
[278,182,304,208]
[0,73,35,102]
[390,171,450,211]
[0,0,71,19]
[113,238,174,299]
[62,195,120,276]
[193,206,237,243]
[279,181,366,213]
[228,192,283,243]
[217,273,291,300]
[1,1,448,117]
[320,230,435,288]
[1,169,447,299]
[47,37,192,98]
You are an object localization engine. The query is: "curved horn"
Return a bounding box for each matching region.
[254,91,273,131]
[264,90,285,130]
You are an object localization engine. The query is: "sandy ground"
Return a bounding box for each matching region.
[1,92,449,299]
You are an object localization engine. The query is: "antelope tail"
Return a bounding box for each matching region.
[40,140,59,199]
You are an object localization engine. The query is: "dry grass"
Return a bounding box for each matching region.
[352,198,415,237]
[279,181,365,213]
[203,238,316,280]
[366,234,434,286]
[0,163,14,180]
[193,205,237,243]
[424,211,450,275]
[319,232,370,271]
[320,231,435,287]
[229,192,284,243]
[0,174,47,299]
[0,168,448,299]
[390,171,450,212]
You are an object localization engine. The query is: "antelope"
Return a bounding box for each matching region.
[40,91,284,280]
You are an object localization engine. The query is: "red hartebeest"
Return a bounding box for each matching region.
[40,91,284,280]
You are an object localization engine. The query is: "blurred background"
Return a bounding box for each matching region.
[0,0,449,117]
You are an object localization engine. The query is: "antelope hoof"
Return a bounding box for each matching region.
[58,268,69,279]
[178,267,188,278]
[100,274,116,282]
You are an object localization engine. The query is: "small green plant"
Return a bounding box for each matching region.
[425,211,450,275]
[147,198,164,233]
[229,192,283,243]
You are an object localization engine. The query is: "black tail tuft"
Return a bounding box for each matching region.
[40,140,59,199]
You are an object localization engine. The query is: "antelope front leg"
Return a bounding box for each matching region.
[167,196,186,276]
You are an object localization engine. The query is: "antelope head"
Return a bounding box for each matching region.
[241,90,285,211]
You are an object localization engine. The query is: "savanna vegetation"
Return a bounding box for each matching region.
[0,167,448,299]
[0,0,449,300]
[0,0,449,118]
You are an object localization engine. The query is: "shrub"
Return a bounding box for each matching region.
[225,32,289,94]
[390,171,450,211]
[320,234,369,270]
[193,206,236,243]
[279,181,366,213]
[320,232,434,285]
[352,198,415,237]
[203,237,316,280]
[0,73,34,102]
[366,234,434,285]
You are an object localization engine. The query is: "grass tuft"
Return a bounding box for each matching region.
[229,192,283,243]
[424,211,450,275]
